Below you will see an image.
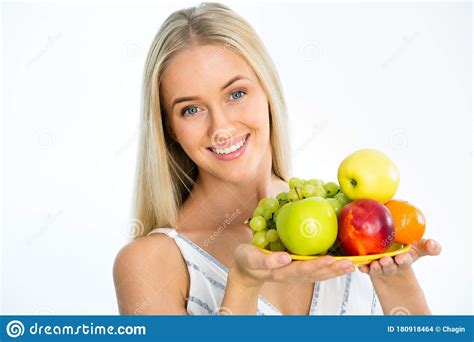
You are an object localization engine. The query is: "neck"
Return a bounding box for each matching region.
[182,146,287,225]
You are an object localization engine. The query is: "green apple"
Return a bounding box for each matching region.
[337,149,399,203]
[275,197,338,255]
[274,202,291,222]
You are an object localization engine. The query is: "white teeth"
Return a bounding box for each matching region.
[211,135,248,155]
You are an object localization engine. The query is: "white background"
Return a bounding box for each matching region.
[2,1,472,314]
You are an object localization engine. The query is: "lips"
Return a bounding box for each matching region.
[206,133,251,161]
[206,133,250,152]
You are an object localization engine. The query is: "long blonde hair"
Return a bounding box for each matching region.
[132,2,291,239]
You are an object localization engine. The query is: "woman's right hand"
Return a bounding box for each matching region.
[230,243,356,289]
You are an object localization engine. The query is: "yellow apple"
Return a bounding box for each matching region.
[337,149,399,203]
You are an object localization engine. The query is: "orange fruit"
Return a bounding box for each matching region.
[385,199,426,244]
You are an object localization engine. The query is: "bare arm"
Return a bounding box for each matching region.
[372,267,430,315]
[113,233,189,315]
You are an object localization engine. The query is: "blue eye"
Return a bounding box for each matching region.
[182,106,199,116]
[229,90,246,100]
[181,91,246,117]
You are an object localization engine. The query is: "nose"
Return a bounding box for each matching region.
[208,105,236,148]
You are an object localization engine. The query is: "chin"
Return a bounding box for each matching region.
[224,168,256,184]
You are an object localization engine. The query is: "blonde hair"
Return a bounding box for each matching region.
[132,2,291,238]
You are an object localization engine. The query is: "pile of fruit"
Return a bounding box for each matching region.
[247,149,426,257]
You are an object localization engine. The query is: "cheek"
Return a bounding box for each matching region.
[173,122,206,153]
[241,94,270,133]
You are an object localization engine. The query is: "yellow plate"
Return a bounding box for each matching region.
[258,243,411,266]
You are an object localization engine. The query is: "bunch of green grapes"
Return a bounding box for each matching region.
[249,197,287,251]
[249,177,353,250]
[286,177,352,216]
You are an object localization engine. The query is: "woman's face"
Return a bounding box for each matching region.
[160,44,271,183]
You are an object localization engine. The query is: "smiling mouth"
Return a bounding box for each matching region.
[206,133,250,155]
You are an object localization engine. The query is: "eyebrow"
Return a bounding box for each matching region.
[171,75,249,111]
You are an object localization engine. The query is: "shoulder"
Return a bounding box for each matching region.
[113,230,189,315]
[114,230,184,269]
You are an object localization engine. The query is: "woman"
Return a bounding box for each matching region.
[113,2,441,315]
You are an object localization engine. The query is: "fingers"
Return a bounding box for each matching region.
[271,256,355,283]
[412,238,442,260]
[366,255,410,277]
[316,259,356,280]
[394,252,413,270]
[369,257,397,276]
[234,245,356,286]
[424,239,442,256]
[351,239,443,279]
[263,252,292,269]
[358,248,412,275]
[379,257,398,276]
[234,244,292,271]
[235,238,443,285]
[368,260,383,277]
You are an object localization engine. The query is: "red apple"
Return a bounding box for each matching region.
[338,199,395,256]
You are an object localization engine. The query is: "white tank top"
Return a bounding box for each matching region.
[147,227,383,315]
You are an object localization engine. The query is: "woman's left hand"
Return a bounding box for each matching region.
[358,238,442,278]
